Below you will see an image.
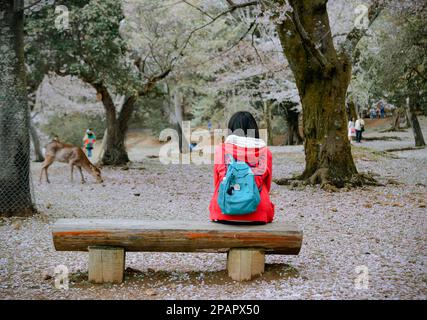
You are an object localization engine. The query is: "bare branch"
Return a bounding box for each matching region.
[251,23,264,64]
[182,0,214,19]
[411,66,427,81]
[340,1,384,58]
[140,68,172,95]
[22,0,44,11]
[178,1,259,56]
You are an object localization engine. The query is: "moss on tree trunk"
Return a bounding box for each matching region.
[300,73,357,186]
[275,0,373,188]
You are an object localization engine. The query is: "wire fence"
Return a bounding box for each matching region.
[0,99,35,217]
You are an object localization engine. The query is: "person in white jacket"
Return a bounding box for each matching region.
[354,116,365,143]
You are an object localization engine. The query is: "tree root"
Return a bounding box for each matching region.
[363,136,402,141]
[274,170,384,192]
[0,207,38,218]
[384,146,426,153]
[379,128,407,133]
[347,172,384,188]
[273,175,304,186]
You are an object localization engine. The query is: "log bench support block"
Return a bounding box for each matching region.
[227,248,265,281]
[88,246,125,284]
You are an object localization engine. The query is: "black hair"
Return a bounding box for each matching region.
[228,111,259,139]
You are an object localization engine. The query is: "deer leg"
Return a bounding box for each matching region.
[40,156,54,183]
[45,167,51,184]
[78,166,85,184]
[40,161,47,183]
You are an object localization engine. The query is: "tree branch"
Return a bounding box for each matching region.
[178,1,259,57]
[182,0,214,19]
[140,68,172,95]
[411,66,427,81]
[91,83,117,116]
[22,0,44,11]
[340,1,384,58]
[180,18,263,70]
[251,23,264,64]
[289,7,332,70]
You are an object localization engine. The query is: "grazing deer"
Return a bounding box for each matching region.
[40,138,103,184]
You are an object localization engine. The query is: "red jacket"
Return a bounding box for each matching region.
[209,135,275,223]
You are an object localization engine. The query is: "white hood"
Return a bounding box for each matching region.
[225,134,266,148]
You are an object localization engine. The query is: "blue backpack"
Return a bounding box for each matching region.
[217,154,261,215]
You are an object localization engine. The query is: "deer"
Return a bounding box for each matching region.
[40,138,103,184]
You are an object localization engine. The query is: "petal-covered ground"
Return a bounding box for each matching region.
[0,119,426,299]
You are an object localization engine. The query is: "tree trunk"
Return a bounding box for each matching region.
[403,111,411,129]
[386,107,406,132]
[391,112,401,131]
[347,99,358,122]
[93,85,135,165]
[263,101,274,146]
[0,0,34,216]
[173,90,189,153]
[95,128,108,165]
[284,109,303,145]
[299,73,357,186]
[29,118,44,162]
[116,95,136,159]
[406,98,426,147]
[276,1,358,187]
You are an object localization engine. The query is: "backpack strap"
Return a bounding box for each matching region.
[224,153,263,193]
[225,153,235,165]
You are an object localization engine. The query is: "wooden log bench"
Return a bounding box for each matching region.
[51,219,303,283]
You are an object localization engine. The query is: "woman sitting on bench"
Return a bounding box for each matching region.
[209,111,275,224]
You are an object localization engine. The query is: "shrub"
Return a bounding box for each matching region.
[42,112,106,146]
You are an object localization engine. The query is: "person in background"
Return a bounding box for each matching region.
[189,142,197,152]
[380,102,385,118]
[83,128,96,158]
[376,106,381,119]
[355,115,365,143]
[360,116,365,140]
[348,117,356,143]
[207,120,212,132]
[370,107,376,119]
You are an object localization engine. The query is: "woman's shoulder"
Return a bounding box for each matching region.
[257,146,272,163]
[264,147,272,158]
